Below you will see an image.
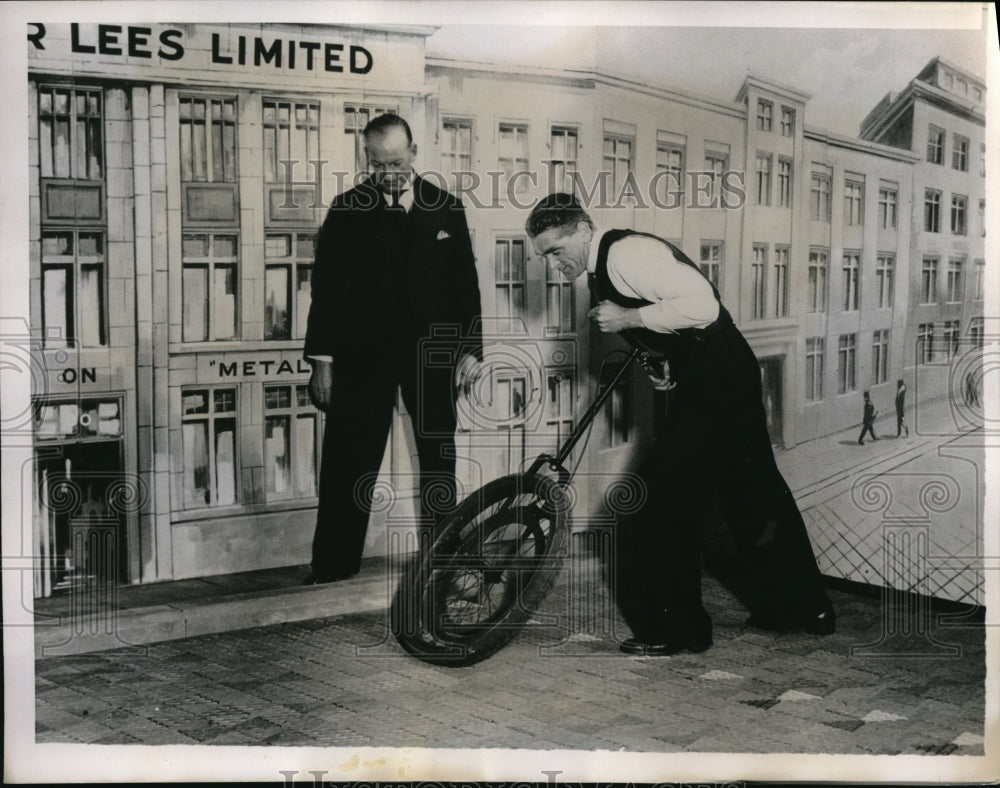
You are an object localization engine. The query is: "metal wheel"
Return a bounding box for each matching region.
[391,473,569,666]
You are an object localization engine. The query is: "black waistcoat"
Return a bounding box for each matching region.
[589,228,731,357]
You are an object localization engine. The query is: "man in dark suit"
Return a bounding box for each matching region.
[303,113,483,584]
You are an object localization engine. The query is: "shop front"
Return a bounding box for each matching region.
[28,22,436,589]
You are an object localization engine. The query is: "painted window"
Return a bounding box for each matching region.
[495,237,527,333]
[872,329,890,385]
[752,244,767,319]
[773,246,789,317]
[38,86,103,179]
[182,387,238,508]
[41,230,106,348]
[182,233,239,341]
[807,249,828,313]
[263,100,319,182]
[179,96,237,182]
[548,126,578,194]
[805,338,824,402]
[699,242,722,291]
[844,181,863,226]
[263,384,321,500]
[264,232,314,339]
[875,254,895,309]
[498,122,530,195]
[837,334,857,394]
[921,257,938,304]
[842,252,860,312]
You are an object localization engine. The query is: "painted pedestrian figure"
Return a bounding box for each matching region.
[895,379,909,437]
[858,391,879,445]
[964,370,980,407]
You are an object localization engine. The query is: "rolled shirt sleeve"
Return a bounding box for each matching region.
[605,236,719,332]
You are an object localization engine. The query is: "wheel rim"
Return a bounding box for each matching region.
[392,475,570,661]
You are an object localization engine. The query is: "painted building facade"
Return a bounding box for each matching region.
[25,24,985,604]
[860,57,987,403]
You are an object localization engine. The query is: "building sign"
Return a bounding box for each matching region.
[197,355,312,380]
[28,24,374,74]
[45,358,107,394]
[26,23,432,92]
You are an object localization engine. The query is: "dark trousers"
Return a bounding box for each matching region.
[612,324,829,641]
[311,348,457,577]
[858,422,877,443]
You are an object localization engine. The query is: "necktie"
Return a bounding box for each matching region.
[386,189,409,211]
[587,272,599,308]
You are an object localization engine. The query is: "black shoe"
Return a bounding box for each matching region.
[619,630,713,656]
[858,440,864,445]
[746,607,835,636]
[303,569,357,586]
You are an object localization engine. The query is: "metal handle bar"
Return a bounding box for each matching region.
[525,345,662,483]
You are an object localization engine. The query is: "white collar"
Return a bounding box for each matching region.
[378,169,417,210]
[395,187,415,212]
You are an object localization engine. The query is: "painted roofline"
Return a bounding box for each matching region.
[296,23,440,38]
[860,77,986,141]
[918,55,987,91]
[804,125,920,163]
[425,55,746,120]
[735,74,812,105]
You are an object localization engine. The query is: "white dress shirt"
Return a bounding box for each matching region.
[587,229,719,332]
[390,185,414,212]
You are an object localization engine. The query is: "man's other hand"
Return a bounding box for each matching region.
[587,301,644,333]
[455,353,483,398]
[309,360,334,412]
[647,358,677,391]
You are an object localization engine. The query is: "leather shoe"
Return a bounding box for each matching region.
[745,607,835,636]
[619,631,713,656]
[303,569,357,586]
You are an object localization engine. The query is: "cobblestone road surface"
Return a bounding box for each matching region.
[36,554,985,755]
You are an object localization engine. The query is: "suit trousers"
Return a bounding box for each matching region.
[310,346,457,577]
[612,323,828,641]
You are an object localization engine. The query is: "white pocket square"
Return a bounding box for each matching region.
[436,230,451,240]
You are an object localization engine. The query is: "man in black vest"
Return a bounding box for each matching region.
[526,193,833,655]
[303,114,482,584]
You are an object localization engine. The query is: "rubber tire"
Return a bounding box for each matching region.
[391,473,569,667]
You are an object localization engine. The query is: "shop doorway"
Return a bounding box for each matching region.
[759,357,783,448]
[34,439,126,598]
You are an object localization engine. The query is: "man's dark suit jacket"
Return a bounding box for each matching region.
[303,175,482,365]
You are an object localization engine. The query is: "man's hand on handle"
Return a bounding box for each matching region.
[309,359,334,412]
[588,302,676,390]
[587,301,645,333]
